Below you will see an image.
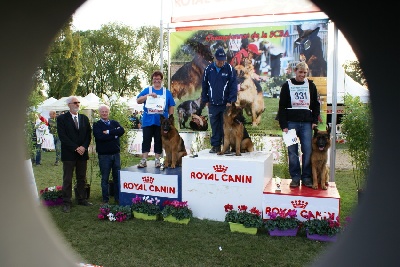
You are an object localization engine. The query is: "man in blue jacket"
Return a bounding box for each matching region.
[200,48,238,153]
[93,104,125,204]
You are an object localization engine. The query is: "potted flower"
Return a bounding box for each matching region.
[161,200,193,224]
[40,185,63,206]
[224,204,263,235]
[264,210,301,236]
[98,203,132,222]
[302,212,343,242]
[131,195,161,220]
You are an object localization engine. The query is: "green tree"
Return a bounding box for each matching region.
[342,60,367,87]
[341,94,372,191]
[135,25,168,87]
[78,23,142,98]
[41,18,82,99]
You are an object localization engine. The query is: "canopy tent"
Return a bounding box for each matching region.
[83,92,102,110]
[37,97,58,119]
[126,96,143,111]
[40,96,88,112]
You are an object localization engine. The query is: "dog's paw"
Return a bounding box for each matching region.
[321,185,328,190]
[217,152,224,155]
[235,153,242,156]
[312,184,318,190]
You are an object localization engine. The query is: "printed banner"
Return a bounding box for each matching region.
[169,19,329,128]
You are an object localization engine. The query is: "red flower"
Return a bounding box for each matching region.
[238,205,248,212]
[224,204,233,212]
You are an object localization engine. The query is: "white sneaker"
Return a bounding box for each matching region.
[155,158,161,168]
[137,158,147,168]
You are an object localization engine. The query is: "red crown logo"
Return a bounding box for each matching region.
[142,176,154,184]
[291,200,308,209]
[213,165,228,173]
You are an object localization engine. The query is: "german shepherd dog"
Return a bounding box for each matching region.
[177,97,201,129]
[160,114,188,168]
[311,125,331,190]
[170,41,214,100]
[217,103,254,156]
[235,62,265,126]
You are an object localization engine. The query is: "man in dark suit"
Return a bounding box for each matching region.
[57,95,92,212]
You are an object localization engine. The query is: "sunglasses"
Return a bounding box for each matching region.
[69,101,80,104]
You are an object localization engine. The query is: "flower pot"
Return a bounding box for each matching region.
[306,232,337,242]
[228,222,257,235]
[163,215,190,225]
[268,227,298,237]
[42,198,63,206]
[133,212,157,221]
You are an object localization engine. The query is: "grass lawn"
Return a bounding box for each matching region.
[33,149,358,267]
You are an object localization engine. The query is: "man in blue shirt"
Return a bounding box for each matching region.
[200,48,238,153]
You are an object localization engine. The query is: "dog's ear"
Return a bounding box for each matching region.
[327,125,331,135]
[313,126,319,137]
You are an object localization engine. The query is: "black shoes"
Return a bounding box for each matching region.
[302,180,313,188]
[78,200,93,206]
[62,205,71,213]
[290,180,300,188]
[209,146,221,153]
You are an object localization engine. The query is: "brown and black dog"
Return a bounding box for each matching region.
[311,125,331,190]
[235,62,265,126]
[217,103,254,156]
[170,41,214,100]
[160,114,188,168]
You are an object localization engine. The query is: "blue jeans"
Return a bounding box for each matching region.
[98,154,121,202]
[208,105,226,147]
[53,136,61,162]
[287,121,312,182]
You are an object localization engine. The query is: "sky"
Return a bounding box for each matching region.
[72,0,357,64]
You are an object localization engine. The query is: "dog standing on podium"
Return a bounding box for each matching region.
[160,114,187,168]
[311,125,331,190]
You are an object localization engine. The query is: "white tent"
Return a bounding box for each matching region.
[41,96,88,112]
[327,66,369,104]
[83,92,102,110]
[37,97,58,119]
[126,96,143,111]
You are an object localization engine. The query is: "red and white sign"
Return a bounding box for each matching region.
[120,171,178,198]
[263,178,340,221]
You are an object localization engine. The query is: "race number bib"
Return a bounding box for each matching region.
[288,79,310,109]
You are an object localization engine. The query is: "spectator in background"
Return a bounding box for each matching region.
[129,110,140,129]
[57,96,92,213]
[33,113,47,166]
[48,110,61,166]
[93,104,125,204]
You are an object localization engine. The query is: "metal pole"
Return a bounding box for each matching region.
[159,0,163,71]
[329,23,339,182]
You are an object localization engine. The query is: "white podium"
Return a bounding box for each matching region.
[182,150,273,222]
